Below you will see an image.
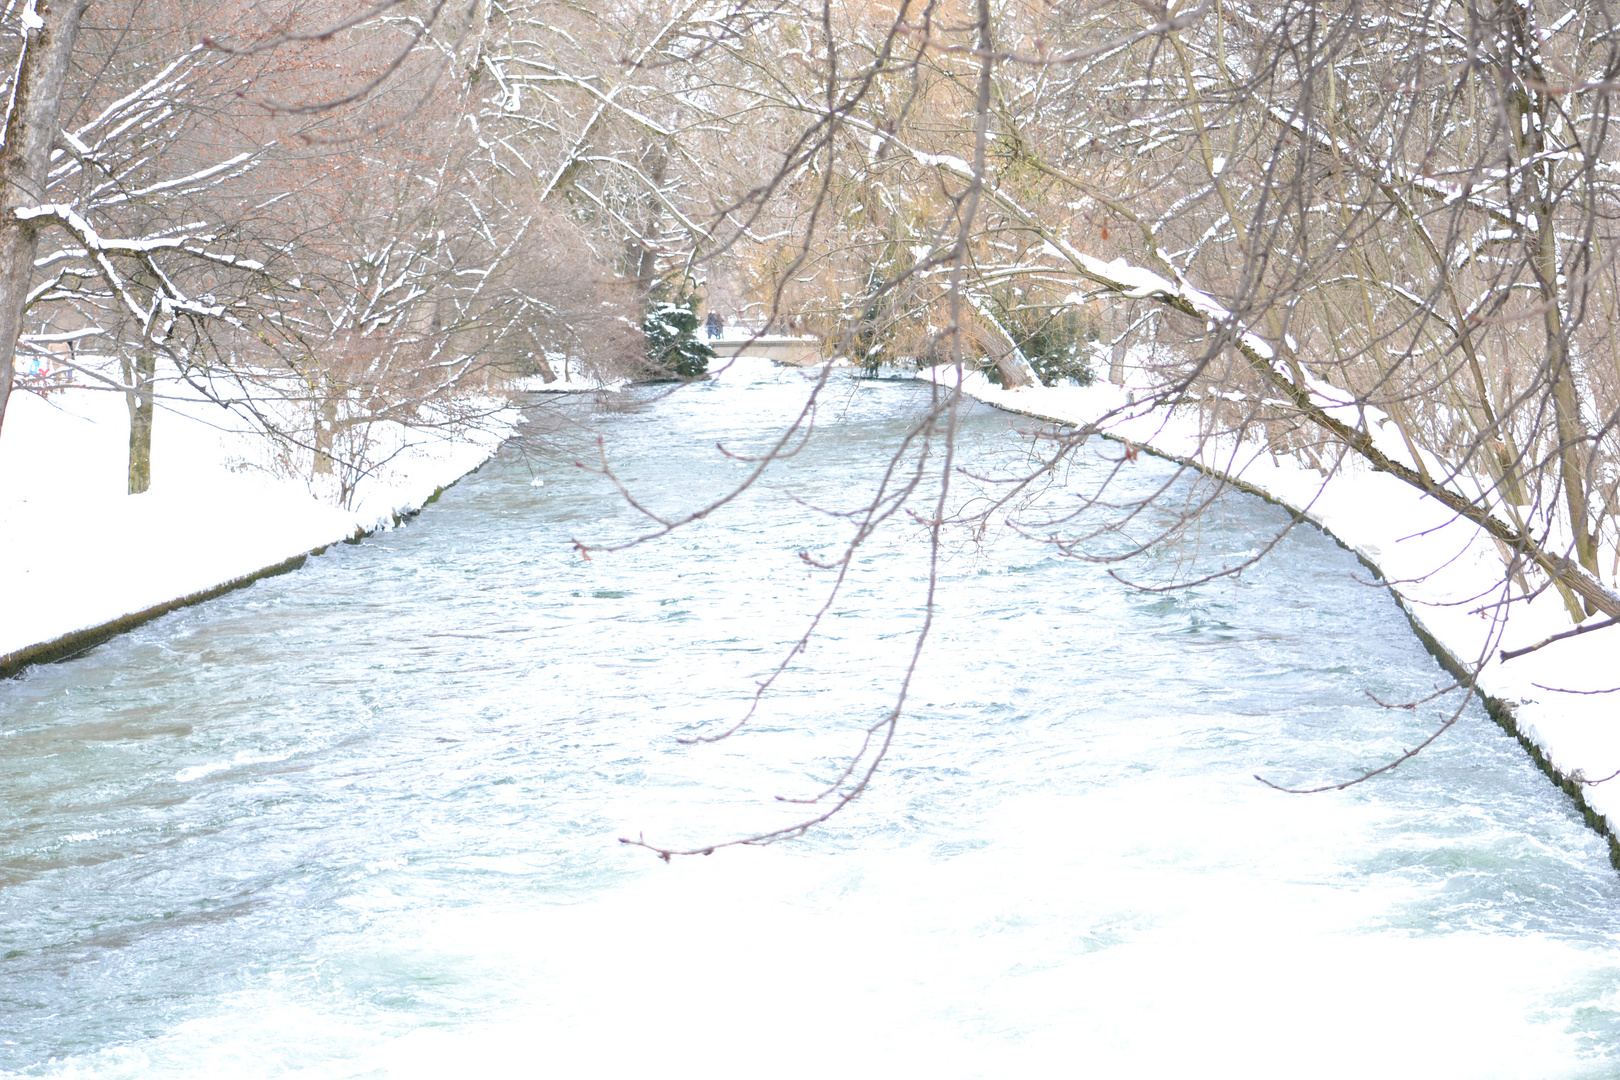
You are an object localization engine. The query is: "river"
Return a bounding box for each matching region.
[4,360,1620,1078]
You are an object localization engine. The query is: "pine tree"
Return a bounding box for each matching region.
[643,286,714,379]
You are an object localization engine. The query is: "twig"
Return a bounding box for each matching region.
[1500,617,1618,662]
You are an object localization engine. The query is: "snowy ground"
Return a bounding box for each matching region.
[0,384,517,671]
[922,363,1620,852]
[508,371,629,393]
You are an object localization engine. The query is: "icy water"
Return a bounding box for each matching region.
[5,362,1620,1079]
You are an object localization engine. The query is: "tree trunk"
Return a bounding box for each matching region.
[314,396,338,474]
[993,353,1035,388]
[626,148,668,288]
[125,349,155,495]
[1500,0,1600,612]
[0,0,94,438]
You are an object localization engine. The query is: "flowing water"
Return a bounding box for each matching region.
[5,361,1620,1078]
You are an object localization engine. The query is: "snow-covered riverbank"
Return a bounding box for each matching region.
[0,386,520,676]
[7,361,1614,864]
[925,365,1620,862]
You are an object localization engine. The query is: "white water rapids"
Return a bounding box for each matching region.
[4,360,1620,1078]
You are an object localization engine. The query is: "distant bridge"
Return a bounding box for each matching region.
[708,334,824,367]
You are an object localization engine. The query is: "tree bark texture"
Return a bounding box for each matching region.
[124,349,155,495]
[0,0,93,438]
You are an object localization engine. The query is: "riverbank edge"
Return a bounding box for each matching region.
[965,388,1620,873]
[0,463,488,681]
[0,379,625,678]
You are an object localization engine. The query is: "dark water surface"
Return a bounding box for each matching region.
[4,361,1620,1078]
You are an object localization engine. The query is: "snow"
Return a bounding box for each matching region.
[911,150,977,177]
[1041,239,1281,361]
[0,383,514,669]
[508,371,627,393]
[920,362,1620,846]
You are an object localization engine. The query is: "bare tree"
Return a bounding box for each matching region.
[2,0,647,501]
[589,0,1620,854]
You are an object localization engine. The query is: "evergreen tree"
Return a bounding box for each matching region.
[643,286,714,379]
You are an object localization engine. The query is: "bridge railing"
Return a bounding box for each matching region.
[703,316,815,342]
